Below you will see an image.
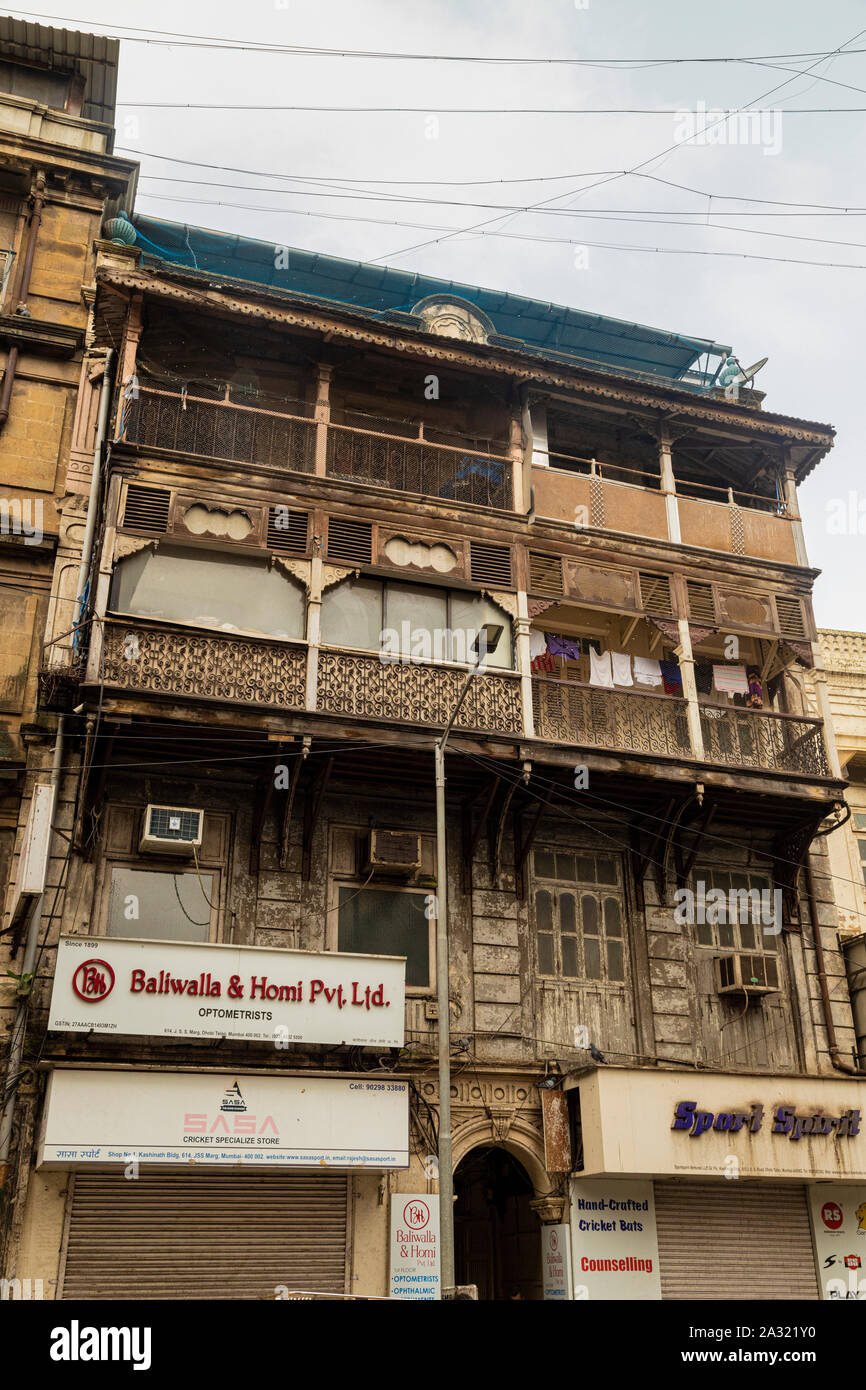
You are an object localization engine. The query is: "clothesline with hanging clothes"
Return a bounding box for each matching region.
[529,631,684,694]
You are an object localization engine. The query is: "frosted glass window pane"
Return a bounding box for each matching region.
[385,584,448,658]
[320,577,382,651]
[337,887,429,988]
[449,593,513,669]
[107,867,213,942]
[110,545,304,640]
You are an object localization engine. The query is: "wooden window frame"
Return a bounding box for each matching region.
[532,849,628,986]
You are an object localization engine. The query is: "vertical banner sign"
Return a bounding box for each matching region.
[570,1178,662,1300]
[807,1185,866,1300]
[541,1223,572,1300]
[389,1194,440,1300]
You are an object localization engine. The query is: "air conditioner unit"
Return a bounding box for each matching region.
[364,829,421,877]
[139,804,204,856]
[716,953,780,997]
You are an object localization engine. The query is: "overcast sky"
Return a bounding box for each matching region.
[18,0,866,628]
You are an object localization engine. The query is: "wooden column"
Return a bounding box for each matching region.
[516,590,535,739]
[305,552,322,712]
[782,449,810,568]
[659,423,681,545]
[313,364,333,477]
[676,617,705,762]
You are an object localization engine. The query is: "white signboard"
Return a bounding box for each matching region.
[808,1184,866,1300]
[568,1068,866,1181]
[570,1179,662,1301]
[541,1223,572,1300]
[48,936,405,1048]
[389,1194,440,1300]
[38,1068,409,1169]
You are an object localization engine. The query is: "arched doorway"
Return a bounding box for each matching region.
[453,1146,542,1300]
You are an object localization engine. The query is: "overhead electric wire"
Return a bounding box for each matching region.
[135,192,866,270]
[7,11,866,64]
[365,21,866,265]
[118,102,866,113]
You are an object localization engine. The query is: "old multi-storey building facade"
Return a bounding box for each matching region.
[2,24,865,1304]
[0,17,135,933]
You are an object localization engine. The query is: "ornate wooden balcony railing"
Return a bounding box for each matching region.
[317,650,523,735]
[699,705,829,777]
[100,620,307,710]
[532,677,691,759]
[122,387,317,473]
[326,422,512,508]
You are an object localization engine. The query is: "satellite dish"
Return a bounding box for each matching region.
[737,356,768,386]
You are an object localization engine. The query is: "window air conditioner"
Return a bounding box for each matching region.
[139,804,204,856]
[716,953,779,997]
[364,829,422,877]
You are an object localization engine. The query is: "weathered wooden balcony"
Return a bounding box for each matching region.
[95,620,523,735]
[698,704,829,778]
[99,620,308,710]
[122,387,317,474]
[325,422,511,508]
[120,387,512,508]
[532,677,691,759]
[531,675,830,778]
[316,649,522,734]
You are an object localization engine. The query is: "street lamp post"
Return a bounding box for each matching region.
[434,624,503,1294]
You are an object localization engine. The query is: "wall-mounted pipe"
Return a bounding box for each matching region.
[805,853,860,1075]
[0,171,47,433]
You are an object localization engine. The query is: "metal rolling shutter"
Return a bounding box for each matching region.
[59,1172,349,1300]
[654,1181,818,1301]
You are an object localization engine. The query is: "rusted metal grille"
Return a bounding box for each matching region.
[533,678,691,758]
[123,388,316,473]
[699,705,829,777]
[325,422,511,508]
[317,651,522,734]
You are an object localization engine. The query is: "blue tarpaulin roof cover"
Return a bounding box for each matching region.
[132,214,730,386]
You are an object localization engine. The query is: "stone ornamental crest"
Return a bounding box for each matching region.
[413,295,495,344]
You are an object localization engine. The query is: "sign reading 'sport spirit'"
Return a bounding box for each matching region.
[48,936,405,1047]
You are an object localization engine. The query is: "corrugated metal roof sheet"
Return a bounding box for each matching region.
[0,15,119,127]
[132,214,730,384]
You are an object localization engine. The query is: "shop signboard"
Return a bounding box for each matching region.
[38,1068,410,1169]
[541,1222,572,1300]
[48,935,405,1048]
[807,1184,866,1300]
[570,1178,662,1301]
[389,1194,440,1300]
[567,1069,866,1181]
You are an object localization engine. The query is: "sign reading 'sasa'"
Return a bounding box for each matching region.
[48,936,405,1047]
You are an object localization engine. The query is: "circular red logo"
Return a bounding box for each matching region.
[822,1202,844,1231]
[402,1200,430,1230]
[72,959,115,1002]
[548,1229,559,1252]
